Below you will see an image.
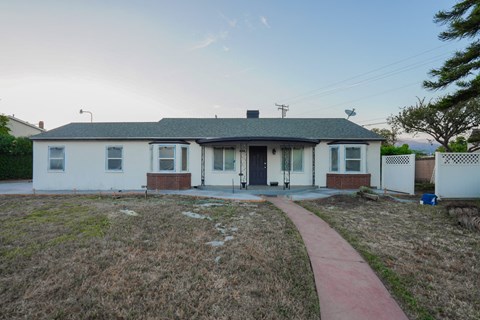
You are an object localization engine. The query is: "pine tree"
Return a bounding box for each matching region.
[423,1,480,109]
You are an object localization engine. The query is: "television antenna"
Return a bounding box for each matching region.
[345,108,356,120]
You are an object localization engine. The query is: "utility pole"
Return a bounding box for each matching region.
[276,103,289,118]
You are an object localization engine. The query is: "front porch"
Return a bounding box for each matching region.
[197,137,320,189]
[197,184,318,196]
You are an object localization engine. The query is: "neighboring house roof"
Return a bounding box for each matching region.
[30,118,384,141]
[7,115,46,137]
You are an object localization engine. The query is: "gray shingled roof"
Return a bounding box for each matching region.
[30,118,383,141]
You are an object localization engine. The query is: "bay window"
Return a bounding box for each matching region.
[328,145,365,173]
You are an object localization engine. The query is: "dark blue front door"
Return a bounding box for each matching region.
[249,146,267,185]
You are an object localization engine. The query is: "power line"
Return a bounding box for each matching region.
[292,80,421,117]
[279,43,455,104]
[362,121,388,127]
[357,117,388,124]
[283,52,451,105]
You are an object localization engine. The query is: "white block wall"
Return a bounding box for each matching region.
[435,152,480,199]
[381,154,415,195]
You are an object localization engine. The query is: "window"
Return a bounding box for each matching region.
[106,146,123,171]
[345,147,361,172]
[330,147,339,172]
[282,147,303,172]
[181,146,188,171]
[149,145,153,172]
[48,146,65,171]
[292,148,303,172]
[213,147,235,171]
[159,146,175,171]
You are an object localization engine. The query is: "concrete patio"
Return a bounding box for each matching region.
[0,180,364,201]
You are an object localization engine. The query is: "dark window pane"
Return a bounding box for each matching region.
[159,146,174,158]
[214,148,223,170]
[50,159,64,170]
[282,149,291,171]
[292,148,303,171]
[224,148,235,170]
[160,159,174,171]
[181,147,188,171]
[49,147,64,158]
[330,148,338,171]
[108,147,122,158]
[108,159,122,170]
[346,147,361,159]
[346,160,361,172]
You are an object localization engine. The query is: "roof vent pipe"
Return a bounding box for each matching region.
[246,110,259,118]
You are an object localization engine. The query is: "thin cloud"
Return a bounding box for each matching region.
[219,11,237,28]
[222,46,230,52]
[190,31,228,50]
[224,67,254,78]
[260,16,270,28]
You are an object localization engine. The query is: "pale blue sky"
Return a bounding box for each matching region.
[0,0,464,130]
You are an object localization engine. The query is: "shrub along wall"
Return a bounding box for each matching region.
[0,135,33,180]
[0,155,32,179]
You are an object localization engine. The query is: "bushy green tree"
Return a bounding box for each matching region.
[0,114,10,135]
[388,97,480,152]
[436,136,468,152]
[371,128,398,146]
[380,144,413,156]
[423,1,480,109]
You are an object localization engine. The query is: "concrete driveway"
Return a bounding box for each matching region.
[0,180,34,194]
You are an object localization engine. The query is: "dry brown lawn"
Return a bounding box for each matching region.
[301,195,480,320]
[0,195,319,320]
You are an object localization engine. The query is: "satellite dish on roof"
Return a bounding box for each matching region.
[345,108,356,120]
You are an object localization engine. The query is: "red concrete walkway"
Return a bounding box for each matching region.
[269,196,409,320]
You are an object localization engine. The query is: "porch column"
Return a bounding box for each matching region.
[312,146,316,186]
[201,145,205,186]
[239,144,248,189]
[282,147,291,190]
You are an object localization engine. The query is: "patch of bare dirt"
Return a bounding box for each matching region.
[302,195,480,320]
[0,195,319,320]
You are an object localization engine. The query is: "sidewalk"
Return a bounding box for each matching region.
[268,196,408,320]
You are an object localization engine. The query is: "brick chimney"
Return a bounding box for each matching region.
[39,121,44,129]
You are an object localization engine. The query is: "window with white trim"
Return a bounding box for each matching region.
[48,146,65,171]
[330,147,339,172]
[213,147,235,171]
[106,146,123,171]
[345,147,361,172]
[181,146,188,171]
[149,145,153,172]
[159,146,175,171]
[281,147,304,172]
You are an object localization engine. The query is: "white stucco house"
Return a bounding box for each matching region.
[30,111,384,191]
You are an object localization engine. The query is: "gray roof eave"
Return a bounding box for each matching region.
[30,137,161,141]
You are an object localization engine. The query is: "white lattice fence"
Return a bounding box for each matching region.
[435,152,480,199]
[381,154,415,195]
